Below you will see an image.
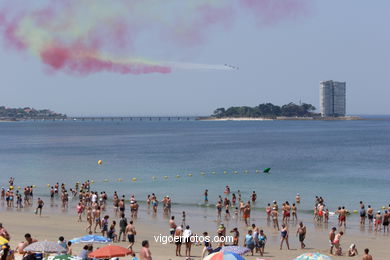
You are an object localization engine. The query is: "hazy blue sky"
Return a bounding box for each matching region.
[0,0,389,116]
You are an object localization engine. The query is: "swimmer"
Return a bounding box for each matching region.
[296,193,301,204]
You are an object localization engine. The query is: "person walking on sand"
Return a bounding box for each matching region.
[86,206,93,234]
[101,215,109,237]
[243,203,251,226]
[35,197,44,216]
[362,248,373,260]
[169,216,177,241]
[118,213,128,242]
[125,220,136,250]
[333,231,343,256]
[258,229,267,257]
[183,225,193,259]
[174,226,183,257]
[329,227,337,255]
[280,224,290,250]
[140,240,152,260]
[244,229,254,256]
[271,207,280,230]
[296,222,306,249]
[93,206,102,233]
[77,202,84,222]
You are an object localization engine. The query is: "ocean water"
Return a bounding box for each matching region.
[1,117,390,214]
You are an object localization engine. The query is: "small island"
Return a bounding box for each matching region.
[198,102,361,121]
[0,106,67,121]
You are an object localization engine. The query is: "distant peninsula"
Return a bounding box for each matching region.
[0,106,67,121]
[199,102,361,121]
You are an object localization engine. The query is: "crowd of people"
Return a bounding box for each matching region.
[0,178,379,260]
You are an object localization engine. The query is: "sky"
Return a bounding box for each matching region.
[0,0,389,116]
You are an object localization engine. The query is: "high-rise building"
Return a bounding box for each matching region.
[320,80,346,117]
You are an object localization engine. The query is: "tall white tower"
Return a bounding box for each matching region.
[320,80,346,117]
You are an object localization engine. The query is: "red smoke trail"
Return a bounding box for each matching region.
[41,44,171,75]
[0,0,308,76]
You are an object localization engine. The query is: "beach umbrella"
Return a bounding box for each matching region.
[45,255,82,260]
[70,235,111,244]
[221,246,250,255]
[24,241,67,254]
[203,251,246,260]
[0,236,9,246]
[88,245,132,259]
[294,252,333,260]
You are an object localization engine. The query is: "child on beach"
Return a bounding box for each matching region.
[348,244,358,256]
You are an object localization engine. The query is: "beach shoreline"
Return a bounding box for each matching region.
[1,197,389,260]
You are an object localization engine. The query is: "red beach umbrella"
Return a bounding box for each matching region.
[88,245,132,259]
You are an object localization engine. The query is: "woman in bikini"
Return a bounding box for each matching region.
[375,211,382,232]
[266,203,271,221]
[271,208,280,230]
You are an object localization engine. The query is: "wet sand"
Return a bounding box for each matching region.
[1,202,389,260]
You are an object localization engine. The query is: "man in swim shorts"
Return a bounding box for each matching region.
[125,220,136,250]
[296,222,306,249]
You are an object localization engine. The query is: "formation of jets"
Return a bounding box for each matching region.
[225,64,239,70]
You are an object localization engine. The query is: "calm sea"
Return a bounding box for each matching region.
[1,117,390,215]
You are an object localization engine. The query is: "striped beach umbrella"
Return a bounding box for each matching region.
[70,235,111,244]
[221,246,250,255]
[294,252,333,260]
[203,251,246,260]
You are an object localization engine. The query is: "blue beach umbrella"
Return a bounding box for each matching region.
[70,235,111,244]
[294,252,333,260]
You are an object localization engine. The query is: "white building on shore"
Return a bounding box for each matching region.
[320,80,346,117]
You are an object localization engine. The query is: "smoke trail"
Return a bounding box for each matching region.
[0,0,308,75]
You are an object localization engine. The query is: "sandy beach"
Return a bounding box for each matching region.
[1,201,389,260]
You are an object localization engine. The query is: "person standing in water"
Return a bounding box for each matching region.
[251,191,257,203]
[204,189,208,204]
[296,193,301,204]
[292,203,298,221]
